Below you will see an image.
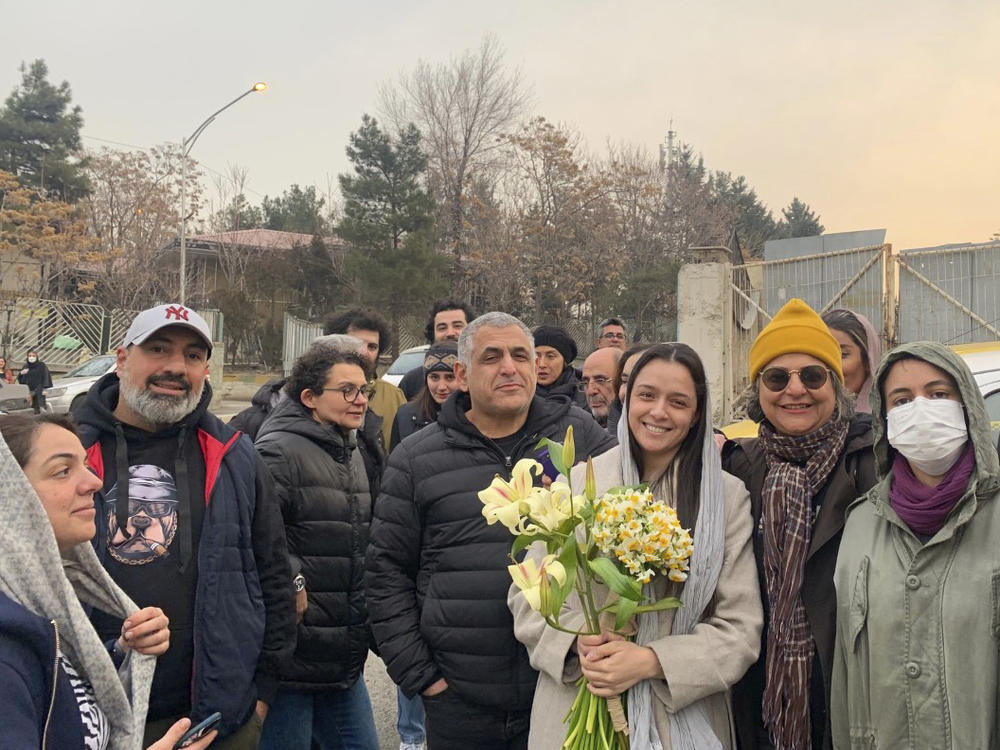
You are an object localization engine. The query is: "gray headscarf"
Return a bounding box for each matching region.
[0,433,154,749]
[617,385,726,750]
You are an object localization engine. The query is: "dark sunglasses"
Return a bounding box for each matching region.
[759,365,831,392]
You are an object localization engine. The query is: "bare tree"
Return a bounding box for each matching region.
[379,34,532,258]
[80,145,200,310]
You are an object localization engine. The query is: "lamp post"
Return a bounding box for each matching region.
[178,82,266,304]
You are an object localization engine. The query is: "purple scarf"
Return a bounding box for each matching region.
[889,442,976,536]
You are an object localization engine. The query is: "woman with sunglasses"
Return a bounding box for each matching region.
[513,343,763,750]
[0,413,215,749]
[832,342,1000,747]
[722,298,877,750]
[254,345,380,750]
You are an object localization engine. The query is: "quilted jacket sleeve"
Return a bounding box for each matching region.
[365,443,441,698]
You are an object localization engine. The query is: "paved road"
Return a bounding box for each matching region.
[219,397,406,749]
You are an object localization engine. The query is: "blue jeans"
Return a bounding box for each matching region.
[396,685,425,744]
[258,680,379,750]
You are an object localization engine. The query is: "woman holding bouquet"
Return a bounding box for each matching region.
[511,342,763,749]
[722,299,878,750]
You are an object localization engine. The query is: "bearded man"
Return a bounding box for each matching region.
[76,304,295,749]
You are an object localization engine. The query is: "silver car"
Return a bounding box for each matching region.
[44,354,117,415]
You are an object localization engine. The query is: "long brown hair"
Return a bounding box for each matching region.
[625,343,707,530]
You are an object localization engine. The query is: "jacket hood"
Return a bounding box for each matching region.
[871,341,1000,486]
[251,378,286,409]
[536,366,580,399]
[439,389,571,438]
[256,394,357,457]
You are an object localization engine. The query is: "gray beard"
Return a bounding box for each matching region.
[119,378,202,427]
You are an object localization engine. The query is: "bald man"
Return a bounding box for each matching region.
[581,347,622,427]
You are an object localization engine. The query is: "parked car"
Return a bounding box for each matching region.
[44,354,117,415]
[722,340,1000,437]
[0,382,36,415]
[381,344,429,387]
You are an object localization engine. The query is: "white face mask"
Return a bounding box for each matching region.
[886,397,968,476]
[26,356,36,363]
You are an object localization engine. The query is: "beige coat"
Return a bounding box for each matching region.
[509,447,763,750]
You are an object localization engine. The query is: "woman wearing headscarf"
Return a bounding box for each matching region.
[722,299,878,750]
[821,309,881,415]
[0,413,212,749]
[512,343,763,749]
[18,349,53,413]
[831,342,1000,747]
[532,325,587,408]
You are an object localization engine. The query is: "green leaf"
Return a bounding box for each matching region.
[549,542,578,614]
[510,534,534,558]
[534,437,568,478]
[634,596,684,615]
[614,596,639,631]
[587,557,642,601]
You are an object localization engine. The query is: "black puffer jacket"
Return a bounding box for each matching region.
[536,366,587,409]
[366,391,616,710]
[255,397,371,691]
[232,379,386,498]
[389,400,437,451]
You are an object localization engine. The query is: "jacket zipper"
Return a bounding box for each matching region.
[42,619,59,749]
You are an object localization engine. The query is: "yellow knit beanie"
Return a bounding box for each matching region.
[748,298,844,382]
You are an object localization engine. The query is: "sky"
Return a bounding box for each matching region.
[3,0,998,250]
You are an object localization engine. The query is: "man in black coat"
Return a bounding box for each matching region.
[366,312,616,750]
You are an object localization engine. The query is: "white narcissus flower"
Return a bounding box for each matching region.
[508,554,567,612]
[479,459,543,533]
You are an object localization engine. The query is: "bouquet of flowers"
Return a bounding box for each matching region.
[479,426,694,750]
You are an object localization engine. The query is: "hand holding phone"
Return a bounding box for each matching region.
[171,712,221,749]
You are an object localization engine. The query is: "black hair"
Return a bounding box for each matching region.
[615,344,648,395]
[624,343,707,530]
[0,413,82,469]
[822,309,870,376]
[599,317,625,331]
[285,348,370,404]
[423,300,476,344]
[323,308,392,356]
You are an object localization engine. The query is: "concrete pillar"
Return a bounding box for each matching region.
[677,261,730,426]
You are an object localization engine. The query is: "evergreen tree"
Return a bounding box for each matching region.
[0,60,88,200]
[262,184,329,234]
[778,197,824,238]
[710,171,779,256]
[337,115,447,353]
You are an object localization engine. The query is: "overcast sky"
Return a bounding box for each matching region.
[3,0,998,249]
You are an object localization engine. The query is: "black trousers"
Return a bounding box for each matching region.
[423,689,529,750]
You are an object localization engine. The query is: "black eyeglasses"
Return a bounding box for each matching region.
[759,365,831,392]
[599,332,626,340]
[577,376,613,391]
[322,384,377,403]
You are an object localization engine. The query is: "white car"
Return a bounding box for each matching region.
[382,345,430,387]
[44,354,117,415]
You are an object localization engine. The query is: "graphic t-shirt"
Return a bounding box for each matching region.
[90,421,206,721]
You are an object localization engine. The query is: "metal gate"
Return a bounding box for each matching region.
[282,313,323,375]
[726,244,890,418]
[895,241,1000,345]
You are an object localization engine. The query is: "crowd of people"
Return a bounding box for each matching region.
[0,295,996,750]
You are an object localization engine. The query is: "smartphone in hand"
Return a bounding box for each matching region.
[173,712,222,749]
[535,445,559,480]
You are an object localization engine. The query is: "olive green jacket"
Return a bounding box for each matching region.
[831,341,1000,749]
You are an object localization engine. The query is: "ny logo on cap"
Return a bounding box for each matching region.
[165,305,190,322]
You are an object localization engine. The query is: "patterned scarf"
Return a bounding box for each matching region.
[758,417,849,750]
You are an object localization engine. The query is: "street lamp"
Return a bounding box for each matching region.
[178,82,267,304]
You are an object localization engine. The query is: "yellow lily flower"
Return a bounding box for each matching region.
[508,554,567,612]
[479,460,543,533]
[523,481,581,534]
